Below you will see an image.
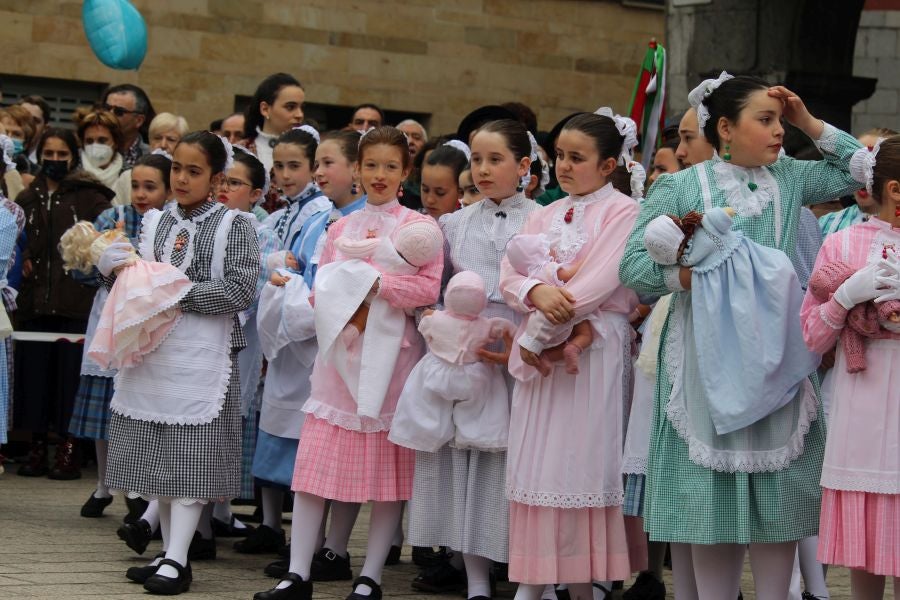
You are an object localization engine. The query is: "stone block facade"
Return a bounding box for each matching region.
[0,0,664,134]
[854,2,900,133]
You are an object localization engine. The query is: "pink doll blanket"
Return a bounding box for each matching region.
[88,260,192,370]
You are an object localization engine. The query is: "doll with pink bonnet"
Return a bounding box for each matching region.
[505,232,593,375]
[59,221,192,369]
[389,270,515,452]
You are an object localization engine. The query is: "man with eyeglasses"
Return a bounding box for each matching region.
[99,83,156,168]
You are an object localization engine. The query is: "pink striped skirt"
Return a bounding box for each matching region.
[818,488,900,577]
[291,415,415,503]
[508,501,647,584]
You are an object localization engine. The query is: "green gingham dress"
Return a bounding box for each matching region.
[619,123,862,544]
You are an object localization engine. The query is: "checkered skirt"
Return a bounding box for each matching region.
[68,374,115,440]
[407,446,510,563]
[623,473,645,517]
[818,488,900,577]
[291,415,415,503]
[105,354,242,500]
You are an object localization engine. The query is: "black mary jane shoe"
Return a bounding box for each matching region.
[254,572,313,600]
[212,515,256,537]
[311,547,353,581]
[126,552,166,584]
[346,576,383,600]
[80,493,113,518]
[233,524,285,554]
[264,559,288,579]
[118,518,154,555]
[143,558,192,595]
[411,560,467,593]
[124,496,149,525]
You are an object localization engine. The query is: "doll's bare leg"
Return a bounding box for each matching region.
[563,322,594,374]
[340,304,370,345]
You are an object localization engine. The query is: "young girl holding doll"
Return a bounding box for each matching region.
[69,152,173,521]
[259,130,370,582]
[214,147,279,535]
[241,126,330,556]
[254,126,442,600]
[801,136,900,600]
[619,74,863,600]
[407,119,538,600]
[100,131,260,595]
[498,111,645,600]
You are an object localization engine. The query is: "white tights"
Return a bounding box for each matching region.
[851,570,900,600]
[156,501,204,578]
[462,554,493,599]
[93,440,111,498]
[672,542,797,600]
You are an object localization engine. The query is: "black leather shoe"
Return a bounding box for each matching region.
[80,493,113,518]
[126,552,166,584]
[212,515,255,537]
[411,561,466,593]
[143,558,192,595]
[622,572,665,600]
[118,518,154,555]
[188,532,216,560]
[411,546,449,568]
[233,524,285,554]
[265,559,288,578]
[124,496,149,525]
[254,572,313,600]
[311,547,352,581]
[383,544,401,566]
[347,576,382,600]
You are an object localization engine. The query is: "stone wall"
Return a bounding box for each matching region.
[853,1,900,133]
[0,0,664,134]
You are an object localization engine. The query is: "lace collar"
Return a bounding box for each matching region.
[710,153,778,217]
[548,183,614,263]
[363,198,400,213]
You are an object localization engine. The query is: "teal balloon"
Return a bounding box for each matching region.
[82,0,148,70]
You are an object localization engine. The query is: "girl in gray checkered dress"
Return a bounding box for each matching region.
[100,131,260,595]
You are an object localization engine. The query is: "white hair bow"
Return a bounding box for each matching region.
[594,107,639,165]
[293,124,321,144]
[849,138,884,195]
[217,135,235,174]
[687,71,734,135]
[443,139,471,162]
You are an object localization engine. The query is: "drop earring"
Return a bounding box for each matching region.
[723,143,732,162]
[351,182,359,195]
[398,186,404,199]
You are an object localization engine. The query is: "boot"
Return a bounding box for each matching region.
[17,439,49,477]
[48,437,82,480]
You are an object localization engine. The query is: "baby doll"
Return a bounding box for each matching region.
[389,270,515,452]
[643,206,820,434]
[333,219,443,342]
[267,250,300,286]
[505,232,593,375]
[808,259,900,373]
[60,221,192,369]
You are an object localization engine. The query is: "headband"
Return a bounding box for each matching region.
[293,124,321,144]
[443,139,471,162]
[849,138,884,195]
[687,71,734,135]
[150,147,173,161]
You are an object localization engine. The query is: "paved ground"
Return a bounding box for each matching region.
[0,465,870,599]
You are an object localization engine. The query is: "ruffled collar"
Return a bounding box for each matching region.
[548,183,615,263]
[567,182,615,206]
[364,198,400,213]
[710,153,777,217]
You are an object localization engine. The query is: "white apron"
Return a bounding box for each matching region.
[110,207,237,426]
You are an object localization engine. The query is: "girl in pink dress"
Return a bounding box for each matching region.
[801,136,900,599]
[499,111,646,600]
[254,126,442,600]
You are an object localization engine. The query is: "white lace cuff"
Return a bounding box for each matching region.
[663,265,685,292]
[819,302,845,330]
[814,121,838,155]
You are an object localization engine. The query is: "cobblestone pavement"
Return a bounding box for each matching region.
[0,466,867,599]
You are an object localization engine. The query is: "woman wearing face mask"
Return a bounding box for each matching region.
[77,111,125,191]
[13,128,113,480]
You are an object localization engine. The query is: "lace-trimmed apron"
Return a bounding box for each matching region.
[110,207,237,425]
[663,165,818,473]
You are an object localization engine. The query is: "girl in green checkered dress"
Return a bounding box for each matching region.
[619,74,862,600]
